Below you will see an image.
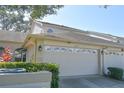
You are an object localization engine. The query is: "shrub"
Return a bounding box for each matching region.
[107,67,123,80]
[0,62,59,88]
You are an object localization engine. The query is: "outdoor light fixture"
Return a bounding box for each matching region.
[38,45,42,51]
[101,50,104,54]
[121,48,124,52]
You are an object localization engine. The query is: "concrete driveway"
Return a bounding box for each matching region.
[59,75,124,88]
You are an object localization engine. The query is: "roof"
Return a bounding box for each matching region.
[42,22,119,41]
[1,21,124,49]
[0,30,26,43]
[41,22,124,48]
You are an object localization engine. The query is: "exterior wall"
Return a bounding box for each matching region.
[36,40,44,62]
[0,42,22,52]
[35,39,102,63]
[43,39,103,49]
[26,39,100,76]
[103,50,124,75]
[26,38,37,63]
[0,30,26,43]
[26,46,35,62]
[26,38,43,63]
[0,42,23,61]
[31,23,44,34]
[0,71,52,88]
[26,22,124,76]
[25,38,124,76]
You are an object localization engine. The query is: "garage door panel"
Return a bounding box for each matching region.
[43,46,98,76]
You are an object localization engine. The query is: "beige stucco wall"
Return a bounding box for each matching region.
[25,22,124,76]
[35,39,103,63]
[43,39,103,49]
[24,22,124,76]
[26,38,37,62]
[36,40,44,62]
[0,42,22,53]
[0,42,23,61]
[0,30,26,43]
[26,38,124,76]
[25,38,104,76]
[26,46,34,62]
[30,39,100,76]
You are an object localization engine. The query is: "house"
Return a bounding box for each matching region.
[1,20,124,76]
[0,31,25,51]
[0,31,26,61]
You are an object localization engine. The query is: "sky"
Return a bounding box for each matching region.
[43,5,124,37]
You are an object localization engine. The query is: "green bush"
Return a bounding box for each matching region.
[107,67,123,80]
[0,62,59,88]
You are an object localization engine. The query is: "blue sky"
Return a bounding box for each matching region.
[43,5,124,37]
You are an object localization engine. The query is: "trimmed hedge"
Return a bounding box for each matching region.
[0,62,59,88]
[107,67,123,80]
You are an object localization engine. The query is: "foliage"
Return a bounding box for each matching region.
[0,5,63,32]
[0,62,59,88]
[107,67,123,80]
[0,47,12,62]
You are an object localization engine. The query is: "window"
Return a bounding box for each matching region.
[44,45,97,54]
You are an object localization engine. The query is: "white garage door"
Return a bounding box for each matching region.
[43,46,99,76]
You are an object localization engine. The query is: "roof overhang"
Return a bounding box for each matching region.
[22,33,124,49]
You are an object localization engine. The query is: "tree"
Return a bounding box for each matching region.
[99,5,110,9]
[0,5,63,32]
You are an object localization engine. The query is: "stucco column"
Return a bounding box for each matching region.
[36,40,45,63]
[98,49,104,75]
[34,39,37,63]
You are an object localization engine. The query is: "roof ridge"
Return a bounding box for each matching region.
[41,21,120,39]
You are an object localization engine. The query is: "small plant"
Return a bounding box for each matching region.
[0,62,59,88]
[107,67,123,80]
